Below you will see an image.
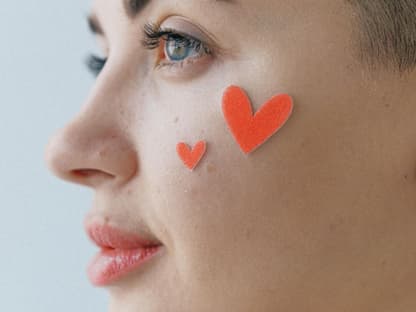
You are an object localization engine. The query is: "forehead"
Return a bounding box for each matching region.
[91,0,236,19]
[88,0,351,53]
[89,0,243,40]
[89,0,344,26]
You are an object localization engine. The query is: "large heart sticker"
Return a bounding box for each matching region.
[222,85,294,154]
[177,141,207,171]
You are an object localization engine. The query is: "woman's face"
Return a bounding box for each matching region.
[45,0,416,310]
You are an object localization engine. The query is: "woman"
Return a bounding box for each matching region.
[45,0,416,311]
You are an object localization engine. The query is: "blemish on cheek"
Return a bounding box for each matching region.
[244,228,252,240]
[206,163,217,173]
[190,188,198,197]
[328,216,345,232]
[183,187,198,197]
[403,167,416,183]
[99,149,108,158]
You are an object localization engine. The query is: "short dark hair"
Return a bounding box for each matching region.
[346,0,416,73]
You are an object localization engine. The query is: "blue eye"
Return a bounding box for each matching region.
[86,54,107,76]
[163,33,207,63]
[142,23,212,68]
[86,21,215,77]
[165,36,192,61]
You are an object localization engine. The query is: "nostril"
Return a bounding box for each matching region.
[72,169,100,178]
[71,169,115,187]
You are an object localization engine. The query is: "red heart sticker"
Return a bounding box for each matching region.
[176,141,207,170]
[222,85,293,154]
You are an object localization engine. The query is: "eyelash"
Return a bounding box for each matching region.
[86,22,213,76]
[141,22,212,57]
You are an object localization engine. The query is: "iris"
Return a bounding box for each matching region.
[165,36,192,61]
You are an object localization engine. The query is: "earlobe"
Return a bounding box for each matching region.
[222,85,294,154]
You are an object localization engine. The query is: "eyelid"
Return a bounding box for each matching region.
[158,15,226,56]
[161,16,210,42]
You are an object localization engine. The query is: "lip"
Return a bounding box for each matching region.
[85,223,163,286]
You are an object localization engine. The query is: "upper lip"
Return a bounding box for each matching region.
[85,222,162,250]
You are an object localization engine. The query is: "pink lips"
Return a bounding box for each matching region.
[85,224,163,286]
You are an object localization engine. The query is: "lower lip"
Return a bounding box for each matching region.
[87,246,162,286]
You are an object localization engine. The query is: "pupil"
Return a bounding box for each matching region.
[166,39,190,61]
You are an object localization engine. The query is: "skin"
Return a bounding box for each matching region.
[45,0,416,311]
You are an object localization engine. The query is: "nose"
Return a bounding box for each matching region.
[44,80,138,189]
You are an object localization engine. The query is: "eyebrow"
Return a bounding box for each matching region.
[123,0,236,18]
[123,0,151,19]
[88,0,236,35]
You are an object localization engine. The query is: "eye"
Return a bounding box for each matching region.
[84,21,215,77]
[85,54,107,77]
[141,22,213,71]
[165,33,198,61]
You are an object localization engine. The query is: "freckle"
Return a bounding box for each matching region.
[329,216,345,232]
[404,174,408,180]
[245,228,251,240]
[300,138,308,148]
[206,164,216,173]
[174,117,179,123]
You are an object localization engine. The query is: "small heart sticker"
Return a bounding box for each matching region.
[176,141,207,170]
[222,85,293,154]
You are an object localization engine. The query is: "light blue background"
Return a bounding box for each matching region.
[0,1,107,311]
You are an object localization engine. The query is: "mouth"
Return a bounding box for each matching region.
[85,223,163,286]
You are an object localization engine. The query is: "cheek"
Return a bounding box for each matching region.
[136,90,258,243]
[140,94,286,236]
[139,95,240,240]
[132,82,363,304]
[136,81,304,250]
